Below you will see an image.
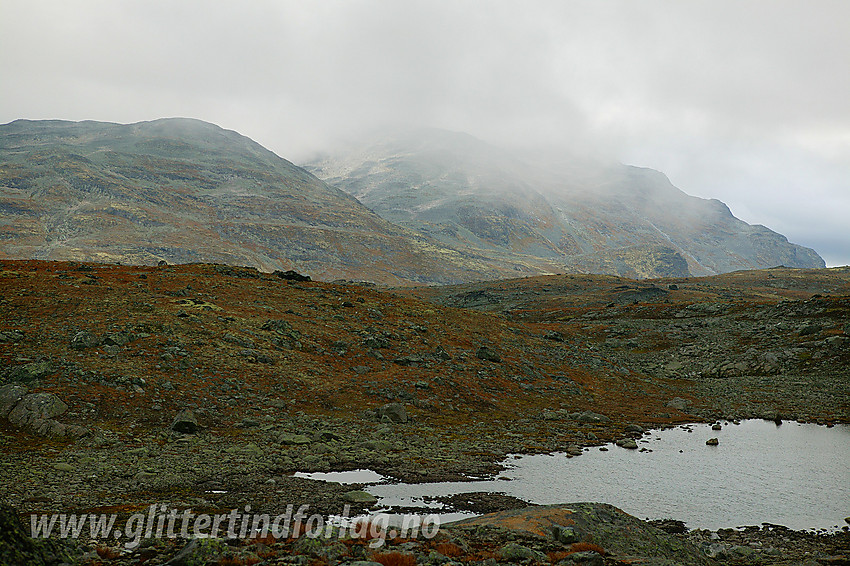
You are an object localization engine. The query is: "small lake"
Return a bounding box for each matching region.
[300,420,850,531]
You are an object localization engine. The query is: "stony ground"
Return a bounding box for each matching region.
[1,260,849,565]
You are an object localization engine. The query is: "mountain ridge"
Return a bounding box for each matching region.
[305,128,825,278]
[0,118,549,284]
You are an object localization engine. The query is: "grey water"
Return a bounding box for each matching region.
[302,420,849,531]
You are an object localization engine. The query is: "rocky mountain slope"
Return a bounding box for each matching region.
[306,129,825,278]
[0,119,545,285]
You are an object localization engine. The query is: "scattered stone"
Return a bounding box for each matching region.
[624,424,645,434]
[712,423,722,430]
[53,462,75,472]
[616,438,638,449]
[706,438,719,446]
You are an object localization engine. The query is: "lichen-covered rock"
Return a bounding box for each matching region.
[449,503,716,565]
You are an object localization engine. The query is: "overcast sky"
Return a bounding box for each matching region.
[2,1,848,266]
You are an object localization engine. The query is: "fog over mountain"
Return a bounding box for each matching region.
[307,128,825,278]
[1,1,848,265]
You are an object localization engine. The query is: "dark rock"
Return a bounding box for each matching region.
[274,269,311,282]
[706,438,719,446]
[616,438,638,449]
[171,409,199,434]
[476,346,502,363]
[625,424,645,434]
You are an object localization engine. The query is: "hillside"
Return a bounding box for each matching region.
[306,129,825,278]
[1,260,848,563]
[0,119,545,285]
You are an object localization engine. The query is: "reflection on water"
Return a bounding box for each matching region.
[366,420,850,531]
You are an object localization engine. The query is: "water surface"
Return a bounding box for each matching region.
[363,421,850,531]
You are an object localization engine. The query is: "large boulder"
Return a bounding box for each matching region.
[7,393,68,425]
[171,409,200,434]
[0,384,27,418]
[376,402,408,423]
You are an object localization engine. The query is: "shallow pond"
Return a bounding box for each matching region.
[301,420,850,531]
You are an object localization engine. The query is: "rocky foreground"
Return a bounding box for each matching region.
[1,260,849,565]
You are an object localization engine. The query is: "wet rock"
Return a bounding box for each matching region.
[616,438,638,449]
[377,402,408,423]
[171,409,199,434]
[566,444,584,456]
[706,438,719,446]
[712,423,722,430]
[476,346,502,362]
[625,424,645,434]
